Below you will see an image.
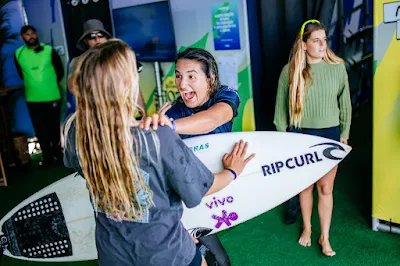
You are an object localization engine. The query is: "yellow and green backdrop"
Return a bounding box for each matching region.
[137,0,255,132]
[372,0,400,225]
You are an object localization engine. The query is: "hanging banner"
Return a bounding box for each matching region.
[372,0,400,225]
[211,1,241,50]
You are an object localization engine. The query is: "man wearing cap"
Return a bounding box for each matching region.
[14,25,64,167]
[67,19,111,89]
[68,19,146,116]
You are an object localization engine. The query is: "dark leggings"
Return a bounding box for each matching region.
[27,100,61,162]
[199,234,231,266]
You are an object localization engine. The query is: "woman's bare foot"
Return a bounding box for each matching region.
[298,228,312,247]
[318,237,336,256]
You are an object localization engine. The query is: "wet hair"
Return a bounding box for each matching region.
[64,39,156,221]
[175,48,221,96]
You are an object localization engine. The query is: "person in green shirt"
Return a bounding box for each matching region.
[14,25,64,167]
[274,20,351,257]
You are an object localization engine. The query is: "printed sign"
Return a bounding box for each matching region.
[212,1,241,50]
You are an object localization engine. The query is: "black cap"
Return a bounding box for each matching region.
[20,25,37,35]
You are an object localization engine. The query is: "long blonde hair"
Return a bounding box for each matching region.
[289,20,344,127]
[64,39,154,221]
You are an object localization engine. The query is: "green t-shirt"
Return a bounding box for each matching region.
[15,43,61,102]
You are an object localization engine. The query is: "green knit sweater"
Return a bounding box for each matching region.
[274,61,352,139]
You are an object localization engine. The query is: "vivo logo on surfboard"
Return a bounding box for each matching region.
[261,142,346,176]
[205,196,234,209]
[203,196,238,229]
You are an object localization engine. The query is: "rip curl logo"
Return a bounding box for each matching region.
[212,210,238,229]
[310,142,346,160]
[261,142,347,176]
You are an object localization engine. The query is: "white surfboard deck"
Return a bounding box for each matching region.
[181,132,351,237]
[0,173,96,262]
[0,131,351,262]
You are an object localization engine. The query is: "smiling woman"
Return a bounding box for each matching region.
[159,48,240,140]
[174,59,213,109]
[146,48,240,265]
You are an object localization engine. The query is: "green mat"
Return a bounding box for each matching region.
[1,102,399,265]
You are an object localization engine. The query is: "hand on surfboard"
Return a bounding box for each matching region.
[205,140,255,196]
[340,138,348,145]
[222,140,256,177]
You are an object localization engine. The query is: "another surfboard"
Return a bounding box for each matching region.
[0,132,351,262]
[0,172,95,262]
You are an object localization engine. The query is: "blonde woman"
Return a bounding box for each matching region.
[274,20,351,256]
[63,39,254,266]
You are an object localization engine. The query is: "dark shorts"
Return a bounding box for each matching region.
[288,126,340,142]
[188,247,202,266]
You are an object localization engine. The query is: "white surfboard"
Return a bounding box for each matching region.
[0,132,351,262]
[182,132,351,237]
[0,173,96,262]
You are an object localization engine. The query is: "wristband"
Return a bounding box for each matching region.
[171,120,176,131]
[225,168,237,180]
